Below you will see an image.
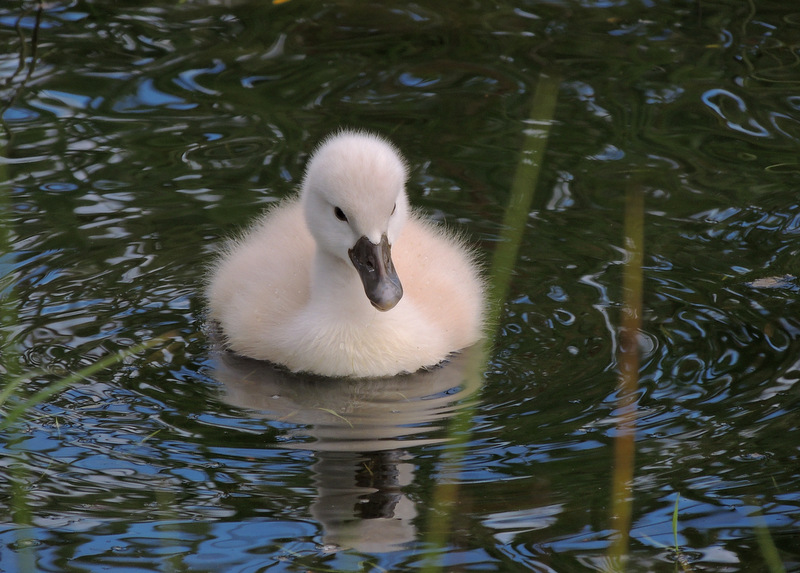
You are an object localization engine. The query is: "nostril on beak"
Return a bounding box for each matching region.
[348,234,403,311]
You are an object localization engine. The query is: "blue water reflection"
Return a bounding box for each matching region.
[702,88,771,138]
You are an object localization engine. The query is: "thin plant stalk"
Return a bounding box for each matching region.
[606,184,644,571]
[421,71,560,572]
[672,493,680,552]
[753,510,786,573]
[1,335,172,573]
[0,334,172,432]
[0,10,173,570]
[672,493,694,571]
[9,461,35,572]
[490,71,561,317]
[0,15,32,568]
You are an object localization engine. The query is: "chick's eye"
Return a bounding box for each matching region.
[391,203,396,215]
[334,206,348,222]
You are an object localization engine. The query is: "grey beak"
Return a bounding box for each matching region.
[348,234,403,311]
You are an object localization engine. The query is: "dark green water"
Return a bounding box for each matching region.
[2,0,800,571]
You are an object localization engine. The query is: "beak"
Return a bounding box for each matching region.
[348,234,403,311]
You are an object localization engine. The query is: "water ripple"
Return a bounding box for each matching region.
[702,88,771,137]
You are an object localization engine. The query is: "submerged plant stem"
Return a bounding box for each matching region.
[490,72,560,314]
[754,510,787,573]
[606,183,644,571]
[422,71,560,572]
[0,334,172,432]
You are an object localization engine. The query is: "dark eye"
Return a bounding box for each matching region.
[334,206,348,222]
[391,203,396,215]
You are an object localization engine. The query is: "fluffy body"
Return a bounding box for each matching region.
[206,131,484,378]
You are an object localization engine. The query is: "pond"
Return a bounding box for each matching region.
[2,0,800,571]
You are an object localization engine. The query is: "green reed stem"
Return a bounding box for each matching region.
[1,333,171,571]
[421,71,560,572]
[0,12,169,571]
[605,183,644,572]
[754,510,787,573]
[0,334,171,432]
[672,493,680,553]
[490,72,560,315]
[0,63,37,573]
[671,493,695,571]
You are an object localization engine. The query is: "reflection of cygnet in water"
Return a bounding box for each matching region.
[213,345,481,451]
[210,346,481,552]
[311,450,418,553]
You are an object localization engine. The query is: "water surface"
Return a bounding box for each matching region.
[2,1,800,571]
